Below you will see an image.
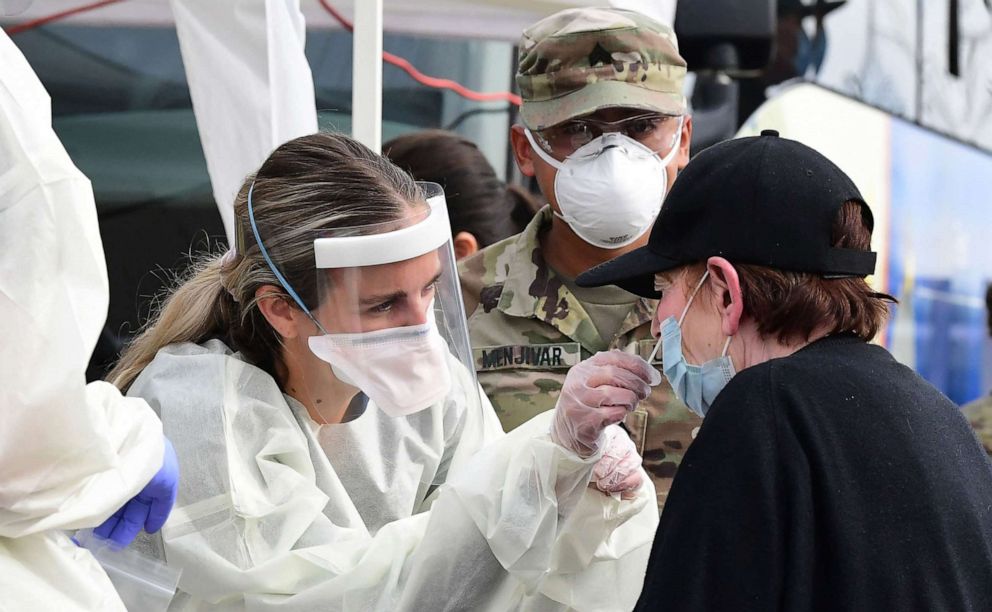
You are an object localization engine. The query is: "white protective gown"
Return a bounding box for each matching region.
[129,339,658,611]
[0,32,165,611]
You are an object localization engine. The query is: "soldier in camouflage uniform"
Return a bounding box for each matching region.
[458,7,699,510]
[962,285,992,456]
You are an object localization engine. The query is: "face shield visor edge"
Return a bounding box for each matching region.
[247,181,479,418]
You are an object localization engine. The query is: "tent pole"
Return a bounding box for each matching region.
[352,0,383,153]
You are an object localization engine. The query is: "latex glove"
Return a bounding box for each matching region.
[592,425,644,500]
[94,437,179,548]
[551,350,658,457]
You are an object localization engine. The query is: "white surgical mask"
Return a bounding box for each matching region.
[648,271,735,418]
[524,128,681,249]
[307,316,452,418]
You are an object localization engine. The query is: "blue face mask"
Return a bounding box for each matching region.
[649,271,736,418]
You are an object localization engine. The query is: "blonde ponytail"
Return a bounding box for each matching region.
[108,255,237,391]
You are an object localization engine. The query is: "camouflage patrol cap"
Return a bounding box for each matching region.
[516,8,687,131]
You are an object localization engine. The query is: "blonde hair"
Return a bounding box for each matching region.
[108,132,424,391]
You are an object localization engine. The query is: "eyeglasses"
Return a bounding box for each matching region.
[532,113,683,160]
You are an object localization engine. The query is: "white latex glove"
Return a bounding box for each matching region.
[592,425,644,500]
[550,350,658,457]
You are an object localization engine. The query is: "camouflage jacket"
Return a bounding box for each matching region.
[962,393,992,456]
[458,207,701,509]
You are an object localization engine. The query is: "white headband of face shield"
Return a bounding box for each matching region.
[247,185,450,326]
[313,193,450,268]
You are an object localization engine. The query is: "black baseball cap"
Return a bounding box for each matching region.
[576,130,877,298]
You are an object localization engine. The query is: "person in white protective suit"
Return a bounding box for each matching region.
[0,30,178,611]
[107,131,660,611]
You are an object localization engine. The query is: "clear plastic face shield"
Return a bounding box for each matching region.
[248,181,481,419]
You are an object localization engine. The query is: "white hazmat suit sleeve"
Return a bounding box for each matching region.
[397,416,658,610]
[0,31,165,611]
[131,340,656,611]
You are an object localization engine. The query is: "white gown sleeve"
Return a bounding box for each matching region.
[0,30,163,539]
[133,343,654,611]
[399,411,658,611]
[0,30,166,612]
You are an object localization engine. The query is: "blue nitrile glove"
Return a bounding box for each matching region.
[95,437,179,548]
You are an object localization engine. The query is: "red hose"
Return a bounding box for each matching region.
[317,0,521,106]
[4,0,522,106]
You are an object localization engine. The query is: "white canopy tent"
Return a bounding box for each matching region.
[3,0,675,243]
[4,0,674,40]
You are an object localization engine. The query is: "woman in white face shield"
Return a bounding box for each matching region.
[107,132,659,611]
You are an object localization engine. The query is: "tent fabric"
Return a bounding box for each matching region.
[2,1,675,43]
[170,0,319,244]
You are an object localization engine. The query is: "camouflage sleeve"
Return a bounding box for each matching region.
[962,397,992,456]
[457,253,485,318]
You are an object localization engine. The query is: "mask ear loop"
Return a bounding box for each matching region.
[247,180,329,335]
[646,269,710,364]
[523,128,566,170]
[683,271,736,360]
[678,270,710,326]
[523,128,580,231]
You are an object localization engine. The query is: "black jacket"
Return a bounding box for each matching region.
[636,334,992,611]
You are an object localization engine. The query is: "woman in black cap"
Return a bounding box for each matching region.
[578,130,992,611]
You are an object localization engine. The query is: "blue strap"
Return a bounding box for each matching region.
[246,181,327,334]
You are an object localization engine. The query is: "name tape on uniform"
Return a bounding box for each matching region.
[474,343,581,371]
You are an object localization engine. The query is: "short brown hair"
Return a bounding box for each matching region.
[681,201,894,344]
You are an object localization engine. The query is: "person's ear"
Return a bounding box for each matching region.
[510,125,536,177]
[453,231,479,259]
[256,285,301,339]
[676,114,693,170]
[706,256,743,337]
